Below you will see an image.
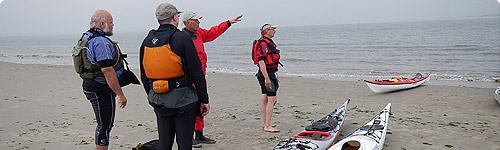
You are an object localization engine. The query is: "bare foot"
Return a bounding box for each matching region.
[262,124,277,128]
[263,126,280,132]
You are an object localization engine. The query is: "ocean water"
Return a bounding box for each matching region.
[1,17,499,83]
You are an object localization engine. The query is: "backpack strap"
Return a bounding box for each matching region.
[252,39,266,65]
[258,38,283,67]
[81,29,123,73]
[257,39,265,56]
[255,38,272,58]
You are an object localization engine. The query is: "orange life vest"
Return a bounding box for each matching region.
[143,43,184,79]
[142,31,187,94]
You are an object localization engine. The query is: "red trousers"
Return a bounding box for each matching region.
[195,116,204,130]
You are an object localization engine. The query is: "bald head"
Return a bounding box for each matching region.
[93,10,111,17]
[89,10,114,36]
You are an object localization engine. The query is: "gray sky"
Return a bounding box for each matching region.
[0,0,498,36]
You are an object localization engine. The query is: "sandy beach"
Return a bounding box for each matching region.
[0,61,498,150]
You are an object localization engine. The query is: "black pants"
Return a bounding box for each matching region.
[151,102,198,150]
[83,80,116,146]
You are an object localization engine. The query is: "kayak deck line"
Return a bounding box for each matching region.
[274,99,350,150]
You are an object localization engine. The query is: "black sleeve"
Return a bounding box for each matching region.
[139,41,151,94]
[97,59,114,67]
[172,32,209,104]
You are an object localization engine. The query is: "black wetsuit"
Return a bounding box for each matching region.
[80,29,122,146]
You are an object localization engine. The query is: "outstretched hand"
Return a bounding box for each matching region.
[229,14,243,24]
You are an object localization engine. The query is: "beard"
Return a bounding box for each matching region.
[103,23,113,36]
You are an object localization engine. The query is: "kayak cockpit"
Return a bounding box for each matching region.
[342,140,360,150]
[294,131,332,140]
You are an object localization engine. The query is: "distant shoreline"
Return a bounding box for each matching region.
[2,61,496,89]
[1,16,498,37]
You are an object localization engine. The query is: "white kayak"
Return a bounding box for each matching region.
[364,72,431,93]
[495,86,500,104]
[274,99,350,150]
[328,103,391,150]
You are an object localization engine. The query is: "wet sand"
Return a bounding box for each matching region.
[0,62,498,150]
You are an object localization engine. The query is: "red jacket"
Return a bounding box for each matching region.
[183,21,230,74]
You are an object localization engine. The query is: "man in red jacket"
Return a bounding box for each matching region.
[182,11,242,147]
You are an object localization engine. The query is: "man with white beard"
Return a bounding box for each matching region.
[73,10,128,150]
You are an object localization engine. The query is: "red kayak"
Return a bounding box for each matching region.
[364,72,431,93]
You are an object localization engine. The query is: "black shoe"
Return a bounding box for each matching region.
[195,130,216,144]
[192,139,202,148]
[197,136,216,144]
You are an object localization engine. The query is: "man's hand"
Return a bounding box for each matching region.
[200,103,210,116]
[117,94,127,108]
[229,14,243,24]
[264,78,271,88]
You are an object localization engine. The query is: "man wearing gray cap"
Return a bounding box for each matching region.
[139,3,210,150]
[252,23,281,132]
[181,11,242,147]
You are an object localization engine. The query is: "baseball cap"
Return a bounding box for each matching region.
[155,3,182,21]
[182,11,202,22]
[261,23,277,32]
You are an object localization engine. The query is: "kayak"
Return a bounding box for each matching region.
[364,72,431,93]
[274,99,350,150]
[328,103,391,150]
[495,86,500,104]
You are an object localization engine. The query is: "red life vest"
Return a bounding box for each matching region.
[252,37,281,70]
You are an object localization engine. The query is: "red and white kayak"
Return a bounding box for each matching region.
[274,99,350,150]
[328,103,391,150]
[364,72,431,93]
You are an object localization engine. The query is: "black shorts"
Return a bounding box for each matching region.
[256,69,279,96]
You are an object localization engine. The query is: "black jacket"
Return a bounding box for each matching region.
[139,24,208,104]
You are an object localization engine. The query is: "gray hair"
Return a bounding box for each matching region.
[158,18,173,24]
[89,13,107,28]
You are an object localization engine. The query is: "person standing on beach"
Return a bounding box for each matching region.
[74,10,128,150]
[140,3,210,150]
[252,23,281,132]
[181,11,242,147]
